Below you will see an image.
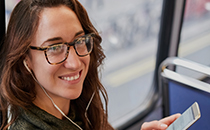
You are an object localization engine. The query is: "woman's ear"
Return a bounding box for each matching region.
[23,58,32,73]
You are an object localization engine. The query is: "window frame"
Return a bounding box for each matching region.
[0,0,5,45]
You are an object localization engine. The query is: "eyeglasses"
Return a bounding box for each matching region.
[30,33,95,65]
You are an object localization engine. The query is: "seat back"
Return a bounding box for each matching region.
[160,57,210,130]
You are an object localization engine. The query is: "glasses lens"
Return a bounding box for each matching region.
[75,35,93,56]
[46,44,67,64]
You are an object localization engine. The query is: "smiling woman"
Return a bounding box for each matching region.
[0,0,113,130]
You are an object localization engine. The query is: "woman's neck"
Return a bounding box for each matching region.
[33,86,70,119]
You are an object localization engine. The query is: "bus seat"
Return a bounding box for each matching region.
[159,57,210,130]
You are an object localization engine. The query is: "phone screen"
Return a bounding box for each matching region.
[166,102,200,130]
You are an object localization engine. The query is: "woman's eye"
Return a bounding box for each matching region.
[76,38,86,45]
[48,44,64,53]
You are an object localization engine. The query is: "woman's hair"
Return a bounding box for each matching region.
[0,0,113,130]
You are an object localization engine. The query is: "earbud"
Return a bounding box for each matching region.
[23,60,32,73]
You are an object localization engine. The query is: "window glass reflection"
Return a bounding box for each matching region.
[178,0,210,78]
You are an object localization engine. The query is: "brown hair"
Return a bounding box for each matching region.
[0,0,113,129]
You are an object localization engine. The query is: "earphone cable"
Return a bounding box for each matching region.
[28,68,83,130]
[24,60,94,129]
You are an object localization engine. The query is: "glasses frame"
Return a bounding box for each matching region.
[30,33,95,65]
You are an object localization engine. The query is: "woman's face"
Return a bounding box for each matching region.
[27,6,90,101]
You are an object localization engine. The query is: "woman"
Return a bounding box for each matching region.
[1,0,112,129]
[0,0,179,130]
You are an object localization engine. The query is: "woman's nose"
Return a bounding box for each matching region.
[63,47,81,70]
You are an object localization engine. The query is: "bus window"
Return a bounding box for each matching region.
[79,0,163,127]
[178,0,210,78]
[5,0,19,28]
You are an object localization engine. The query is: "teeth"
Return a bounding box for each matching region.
[62,74,79,81]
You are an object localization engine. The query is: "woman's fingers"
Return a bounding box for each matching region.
[159,113,181,125]
[141,120,168,130]
[141,113,181,130]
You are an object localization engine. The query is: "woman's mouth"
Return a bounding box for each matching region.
[60,73,80,81]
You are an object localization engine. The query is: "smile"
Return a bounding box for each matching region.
[60,74,80,81]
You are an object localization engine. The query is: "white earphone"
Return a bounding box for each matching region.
[23,60,32,74]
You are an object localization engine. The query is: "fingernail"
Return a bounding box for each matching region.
[160,124,168,128]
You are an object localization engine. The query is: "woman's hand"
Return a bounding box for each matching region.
[141,113,181,130]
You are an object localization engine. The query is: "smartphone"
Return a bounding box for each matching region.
[166,102,201,130]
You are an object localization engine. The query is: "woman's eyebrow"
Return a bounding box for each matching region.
[74,30,85,37]
[45,37,62,42]
[41,30,84,46]
[41,37,62,46]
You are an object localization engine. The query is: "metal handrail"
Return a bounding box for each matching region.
[160,57,210,75]
[159,57,210,95]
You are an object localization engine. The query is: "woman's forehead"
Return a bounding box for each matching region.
[32,6,83,46]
